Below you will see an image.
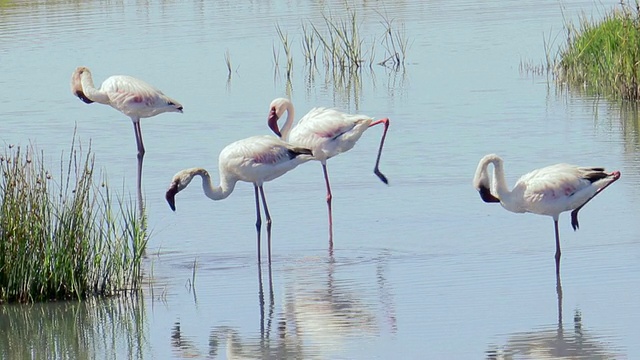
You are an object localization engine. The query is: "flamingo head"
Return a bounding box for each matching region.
[268,98,292,137]
[268,106,282,137]
[71,66,94,104]
[477,185,500,203]
[165,169,199,211]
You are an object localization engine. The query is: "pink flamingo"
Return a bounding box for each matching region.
[71,66,183,212]
[473,154,620,274]
[267,98,389,245]
[165,135,313,263]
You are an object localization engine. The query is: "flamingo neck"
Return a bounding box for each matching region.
[198,169,236,201]
[80,70,110,105]
[474,154,511,201]
[279,101,295,141]
[489,158,511,200]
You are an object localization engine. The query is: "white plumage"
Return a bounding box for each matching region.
[267,98,389,244]
[473,154,620,273]
[165,135,313,263]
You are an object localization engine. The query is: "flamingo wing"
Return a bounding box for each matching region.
[291,107,372,159]
[100,75,181,118]
[220,136,312,183]
[515,164,603,214]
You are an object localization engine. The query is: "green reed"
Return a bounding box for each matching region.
[556,1,640,100]
[0,139,147,303]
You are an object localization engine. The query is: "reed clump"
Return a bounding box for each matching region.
[0,139,147,303]
[556,1,640,100]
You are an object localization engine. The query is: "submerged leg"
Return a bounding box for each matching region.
[554,219,561,275]
[254,185,262,263]
[259,186,272,263]
[322,163,334,249]
[570,171,621,230]
[368,118,390,185]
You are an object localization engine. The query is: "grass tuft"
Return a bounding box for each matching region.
[554,1,640,100]
[0,136,147,303]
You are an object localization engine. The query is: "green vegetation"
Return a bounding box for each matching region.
[274,8,409,78]
[556,1,640,100]
[0,139,147,303]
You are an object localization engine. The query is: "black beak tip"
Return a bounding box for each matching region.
[165,185,178,211]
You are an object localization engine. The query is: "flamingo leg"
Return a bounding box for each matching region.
[322,163,334,249]
[554,219,561,275]
[132,121,145,218]
[259,186,272,263]
[368,118,390,184]
[254,185,262,263]
[570,172,620,230]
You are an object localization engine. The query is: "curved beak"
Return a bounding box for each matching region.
[267,107,282,137]
[478,185,500,203]
[165,182,179,211]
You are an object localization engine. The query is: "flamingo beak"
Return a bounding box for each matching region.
[267,107,282,137]
[478,185,500,203]
[165,182,179,211]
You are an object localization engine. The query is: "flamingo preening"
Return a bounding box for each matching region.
[267,98,389,245]
[473,154,620,274]
[70,66,183,214]
[165,135,313,263]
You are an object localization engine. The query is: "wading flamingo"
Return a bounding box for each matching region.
[70,66,183,214]
[267,98,389,246]
[473,154,620,274]
[165,135,313,263]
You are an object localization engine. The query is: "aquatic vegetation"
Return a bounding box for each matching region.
[275,8,410,76]
[0,138,147,303]
[556,1,640,100]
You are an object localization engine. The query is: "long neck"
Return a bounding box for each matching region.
[80,70,110,105]
[487,157,511,200]
[279,101,295,141]
[196,168,237,201]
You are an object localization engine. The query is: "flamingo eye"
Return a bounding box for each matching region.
[168,101,175,106]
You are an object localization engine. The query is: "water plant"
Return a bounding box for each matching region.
[555,1,640,100]
[0,137,147,303]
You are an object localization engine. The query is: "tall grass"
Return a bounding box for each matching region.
[556,1,640,100]
[274,8,410,83]
[0,138,147,303]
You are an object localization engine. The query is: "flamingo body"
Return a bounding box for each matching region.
[71,66,183,121]
[473,154,620,273]
[165,135,313,263]
[268,98,390,244]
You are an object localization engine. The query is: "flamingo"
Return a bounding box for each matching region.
[70,66,183,213]
[165,135,313,263]
[267,98,390,244]
[473,154,620,274]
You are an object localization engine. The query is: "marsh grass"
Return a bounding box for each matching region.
[555,1,640,100]
[0,138,147,303]
[274,8,410,84]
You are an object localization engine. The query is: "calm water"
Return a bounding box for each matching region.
[1,0,639,359]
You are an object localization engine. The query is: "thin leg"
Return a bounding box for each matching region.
[554,219,561,275]
[259,186,272,263]
[570,171,621,230]
[556,271,563,327]
[368,118,390,185]
[133,121,145,218]
[322,163,334,250]
[254,185,262,264]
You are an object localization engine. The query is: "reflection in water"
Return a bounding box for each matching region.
[190,254,394,358]
[486,275,624,359]
[0,295,147,359]
[281,254,382,356]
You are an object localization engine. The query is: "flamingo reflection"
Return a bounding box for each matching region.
[486,275,625,359]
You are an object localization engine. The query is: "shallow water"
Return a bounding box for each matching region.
[1,0,639,359]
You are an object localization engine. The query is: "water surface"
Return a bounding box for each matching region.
[1,0,639,358]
